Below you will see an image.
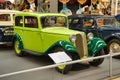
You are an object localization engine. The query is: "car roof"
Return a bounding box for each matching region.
[68,14,113,19]
[0,9,21,14]
[15,12,67,17]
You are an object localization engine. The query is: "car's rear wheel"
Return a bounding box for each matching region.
[89,49,104,66]
[14,39,24,57]
[53,47,73,74]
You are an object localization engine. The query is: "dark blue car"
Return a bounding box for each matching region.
[68,14,120,54]
[0,10,20,46]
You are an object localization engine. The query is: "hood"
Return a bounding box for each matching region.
[41,27,84,35]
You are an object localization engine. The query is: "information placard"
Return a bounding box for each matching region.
[48,52,72,63]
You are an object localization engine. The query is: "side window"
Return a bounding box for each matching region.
[83,18,94,27]
[0,14,11,21]
[25,16,38,28]
[41,17,50,28]
[15,16,23,27]
[97,18,104,27]
[72,19,79,26]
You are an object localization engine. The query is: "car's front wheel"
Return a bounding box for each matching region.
[89,49,104,66]
[14,39,24,57]
[108,39,120,53]
[53,47,73,74]
[108,39,120,58]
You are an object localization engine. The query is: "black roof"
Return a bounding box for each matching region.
[68,14,113,19]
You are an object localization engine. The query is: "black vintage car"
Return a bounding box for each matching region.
[68,14,120,54]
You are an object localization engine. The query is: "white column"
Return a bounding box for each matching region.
[49,0,58,13]
[115,0,118,15]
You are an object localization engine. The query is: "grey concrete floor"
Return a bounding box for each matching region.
[0,46,120,80]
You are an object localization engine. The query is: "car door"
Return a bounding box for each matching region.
[22,16,42,52]
[82,17,100,37]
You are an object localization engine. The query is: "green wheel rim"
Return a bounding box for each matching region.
[58,65,66,70]
[15,40,21,54]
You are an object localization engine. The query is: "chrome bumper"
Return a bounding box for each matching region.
[0,42,12,45]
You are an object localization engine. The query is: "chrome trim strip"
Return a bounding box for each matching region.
[0,42,12,44]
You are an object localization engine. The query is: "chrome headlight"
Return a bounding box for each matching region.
[87,32,94,40]
[70,35,76,43]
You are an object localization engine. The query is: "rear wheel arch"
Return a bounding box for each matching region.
[13,34,23,49]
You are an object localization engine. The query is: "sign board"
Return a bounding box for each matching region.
[48,52,72,63]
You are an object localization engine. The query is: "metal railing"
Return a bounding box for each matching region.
[0,52,120,79]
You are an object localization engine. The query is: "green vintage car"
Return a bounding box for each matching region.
[13,12,106,74]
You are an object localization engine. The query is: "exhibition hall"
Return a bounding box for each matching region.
[0,0,120,80]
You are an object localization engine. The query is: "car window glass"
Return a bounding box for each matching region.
[0,14,11,21]
[83,18,94,27]
[68,18,72,24]
[72,19,79,25]
[70,18,83,28]
[97,18,118,28]
[25,16,38,28]
[41,16,67,28]
[15,16,23,27]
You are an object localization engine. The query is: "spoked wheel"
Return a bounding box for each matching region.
[108,39,120,58]
[53,47,73,74]
[89,49,104,66]
[14,39,24,57]
[108,39,120,53]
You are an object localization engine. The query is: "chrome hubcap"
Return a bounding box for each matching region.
[110,42,120,53]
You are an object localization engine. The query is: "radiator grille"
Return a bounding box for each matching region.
[75,34,88,58]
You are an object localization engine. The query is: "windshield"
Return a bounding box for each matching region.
[0,14,11,21]
[40,16,67,28]
[97,17,118,28]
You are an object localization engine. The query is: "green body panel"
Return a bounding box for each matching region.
[14,27,80,56]
[47,40,78,53]
[41,27,81,52]
[88,37,107,56]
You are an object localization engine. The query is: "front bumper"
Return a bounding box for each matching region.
[0,42,12,45]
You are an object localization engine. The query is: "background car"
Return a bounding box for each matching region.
[69,14,120,54]
[115,14,120,27]
[0,10,21,46]
[13,12,106,74]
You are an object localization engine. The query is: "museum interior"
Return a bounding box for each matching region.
[0,0,120,80]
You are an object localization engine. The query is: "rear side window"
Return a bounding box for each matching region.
[0,14,11,21]
[24,16,38,28]
[83,18,94,27]
[15,16,23,27]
